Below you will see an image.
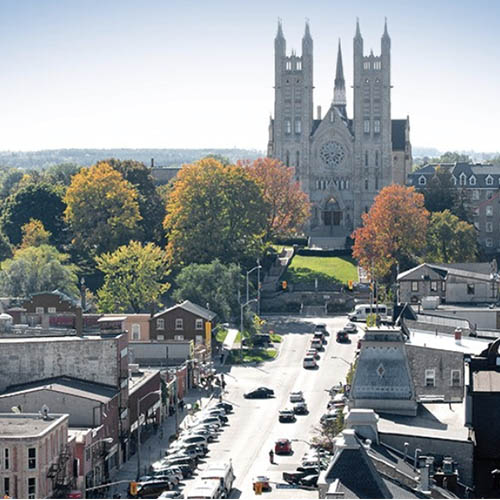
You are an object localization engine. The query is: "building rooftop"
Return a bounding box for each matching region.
[378,401,470,442]
[406,330,489,355]
[152,300,216,321]
[472,371,500,392]
[0,413,67,438]
[129,368,160,393]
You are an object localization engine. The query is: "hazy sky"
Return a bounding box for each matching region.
[0,0,499,152]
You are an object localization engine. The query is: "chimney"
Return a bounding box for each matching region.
[454,327,462,344]
[151,158,155,168]
[317,106,322,120]
[419,463,430,492]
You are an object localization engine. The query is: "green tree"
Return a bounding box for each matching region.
[43,163,81,186]
[101,159,166,244]
[96,241,170,313]
[0,182,67,247]
[420,166,456,213]
[173,259,241,322]
[164,158,268,268]
[425,210,477,263]
[0,231,13,262]
[64,162,142,257]
[0,244,79,297]
[0,167,24,199]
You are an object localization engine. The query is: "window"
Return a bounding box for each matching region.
[131,324,140,341]
[375,150,379,166]
[473,207,480,217]
[174,335,184,340]
[441,281,446,292]
[425,369,435,387]
[175,318,183,330]
[156,318,164,330]
[4,449,9,470]
[363,61,370,70]
[486,175,493,185]
[286,61,291,71]
[296,151,300,168]
[157,334,165,340]
[373,60,381,70]
[294,118,301,134]
[467,284,475,295]
[486,222,493,233]
[28,478,36,499]
[195,319,203,330]
[451,176,457,186]
[487,191,494,200]
[28,448,36,469]
[195,335,203,345]
[459,173,466,186]
[375,174,379,190]
[411,281,419,292]
[365,179,368,190]
[430,281,438,292]
[365,151,369,166]
[451,370,461,387]
[486,205,493,216]
[285,150,290,166]
[364,119,370,134]
[418,176,427,186]
[35,307,44,314]
[472,190,479,200]
[374,120,381,134]
[486,238,493,248]
[469,176,476,185]
[296,60,302,70]
[285,119,291,134]
[47,307,56,314]
[4,478,9,497]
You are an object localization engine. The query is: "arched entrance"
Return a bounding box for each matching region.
[323,196,343,228]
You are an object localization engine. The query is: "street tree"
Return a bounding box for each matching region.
[420,165,456,214]
[0,244,79,298]
[173,259,241,322]
[20,219,51,248]
[425,210,477,263]
[101,159,166,244]
[64,162,142,257]
[164,158,268,268]
[244,157,310,241]
[96,241,170,313]
[0,182,67,247]
[352,185,429,280]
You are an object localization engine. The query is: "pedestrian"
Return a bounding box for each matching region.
[269,449,274,464]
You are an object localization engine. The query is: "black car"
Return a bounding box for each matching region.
[293,402,309,415]
[214,401,233,413]
[336,330,349,343]
[314,323,329,336]
[244,387,274,399]
[278,410,296,423]
[163,456,196,471]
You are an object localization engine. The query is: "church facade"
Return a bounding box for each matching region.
[267,20,412,247]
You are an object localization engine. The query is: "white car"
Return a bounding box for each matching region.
[289,391,304,403]
[303,356,317,369]
[344,322,358,333]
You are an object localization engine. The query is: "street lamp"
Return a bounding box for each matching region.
[240,298,258,360]
[137,390,161,480]
[246,262,262,304]
[291,438,322,480]
[331,356,352,367]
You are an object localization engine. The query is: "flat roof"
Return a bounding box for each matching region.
[437,304,500,312]
[129,368,160,393]
[0,413,67,437]
[472,371,500,392]
[0,334,121,343]
[378,401,470,442]
[406,330,489,354]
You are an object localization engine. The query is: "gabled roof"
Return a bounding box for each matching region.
[152,300,216,321]
[28,290,81,308]
[397,263,447,281]
[397,262,494,282]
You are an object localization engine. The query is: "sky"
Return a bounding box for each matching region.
[0,0,499,153]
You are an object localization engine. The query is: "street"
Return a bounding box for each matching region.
[181,314,360,498]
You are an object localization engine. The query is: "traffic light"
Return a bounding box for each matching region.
[129,481,138,496]
[348,280,353,290]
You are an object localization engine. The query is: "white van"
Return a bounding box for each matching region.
[184,479,223,499]
[348,304,388,322]
[200,461,235,496]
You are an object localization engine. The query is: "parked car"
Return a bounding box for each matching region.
[336,330,349,343]
[162,456,197,471]
[283,471,319,487]
[289,391,304,403]
[135,480,174,498]
[214,401,233,413]
[168,443,206,459]
[179,435,209,448]
[303,356,317,369]
[278,410,296,423]
[306,349,320,360]
[244,387,274,399]
[311,338,323,350]
[158,491,182,499]
[314,323,329,335]
[293,402,308,415]
[343,322,357,333]
[275,438,293,455]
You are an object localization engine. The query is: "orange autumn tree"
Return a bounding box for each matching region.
[243,157,310,241]
[352,185,429,280]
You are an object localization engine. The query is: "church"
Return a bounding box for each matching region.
[267,19,412,248]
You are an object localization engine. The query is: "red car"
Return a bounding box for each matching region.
[275,438,293,455]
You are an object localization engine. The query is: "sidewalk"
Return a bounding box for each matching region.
[110,387,214,498]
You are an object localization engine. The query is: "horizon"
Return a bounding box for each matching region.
[1,0,499,152]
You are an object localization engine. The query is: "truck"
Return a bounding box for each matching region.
[199,461,235,497]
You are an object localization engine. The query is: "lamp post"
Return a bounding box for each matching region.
[240,298,258,361]
[291,438,321,480]
[246,263,262,304]
[137,390,161,480]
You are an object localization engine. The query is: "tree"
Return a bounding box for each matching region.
[172,259,241,322]
[244,157,310,241]
[64,162,142,257]
[0,182,67,247]
[164,158,268,268]
[0,244,79,297]
[0,231,12,262]
[420,166,456,213]
[101,159,166,244]
[352,185,429,281]
[43,163,81,186]
[96,241,170,313]
[425,210,477,263]
[20,219,51,248]
[0,167,24,199]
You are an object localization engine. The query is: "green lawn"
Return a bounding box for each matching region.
[284,255,358,286]
[228,348,277,364]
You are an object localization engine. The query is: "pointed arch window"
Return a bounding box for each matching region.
[285,119,291,135]
[375,151,379,166]
[486,175,493,186]
[365,151,369,167]
[459,173,466,186]
[469,175,476,186]
[296,151,300,168]
[451,175,457,186]
[296,60,302,71]
[285,151,290,166]
[418,175,427,186]
[295,118,302,134]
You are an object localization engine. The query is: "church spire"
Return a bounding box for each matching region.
[333,39,347,115]
[382,17,389,39]
[276,18,285,41]
[304,20,312,41]
[355,17,362,39]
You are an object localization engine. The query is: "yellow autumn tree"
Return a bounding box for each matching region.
[64,162,142,257]
[19,219,51,248]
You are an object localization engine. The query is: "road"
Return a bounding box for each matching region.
[182,315,360,498]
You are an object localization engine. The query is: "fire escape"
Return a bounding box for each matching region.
[47,444,72,498]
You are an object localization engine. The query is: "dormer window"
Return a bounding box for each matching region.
[486,175,493,186]
[469,175,476,185]
[451,175,457,186]
[418,175,427,186]
[459,173,466,186]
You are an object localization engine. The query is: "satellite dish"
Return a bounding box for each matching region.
[41,404,50,417]
[11,406,21,414]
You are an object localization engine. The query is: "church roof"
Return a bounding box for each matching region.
[311,119,322,136]
[391,119,407,151]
